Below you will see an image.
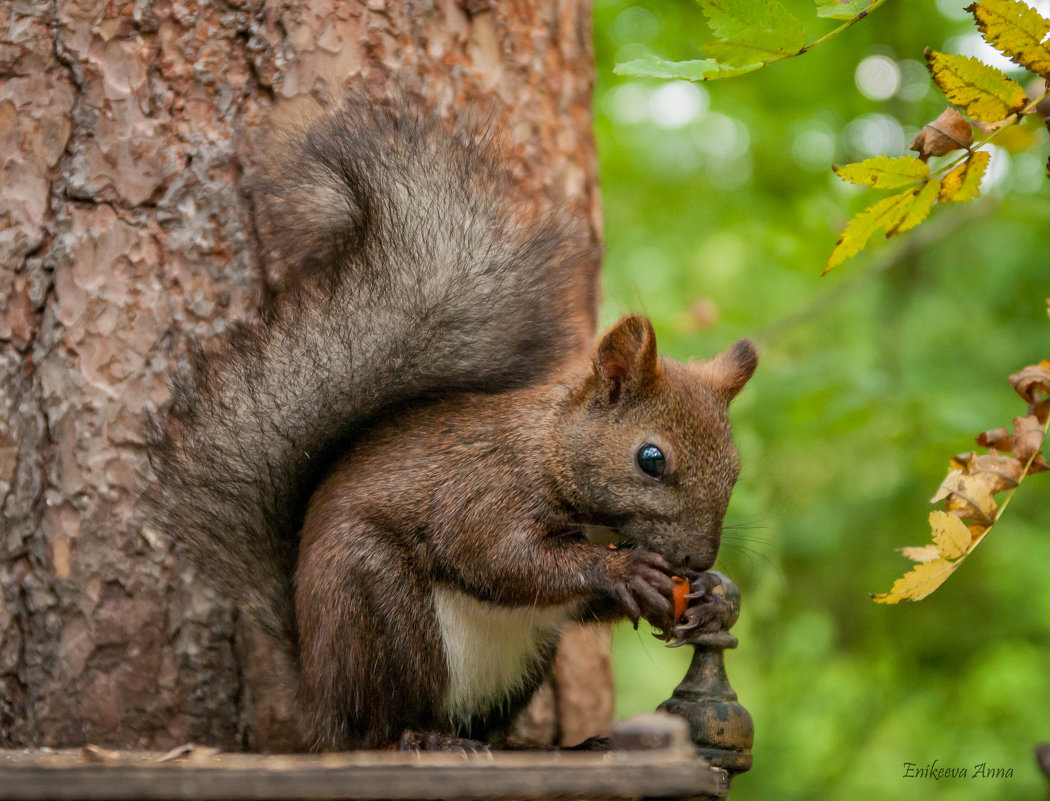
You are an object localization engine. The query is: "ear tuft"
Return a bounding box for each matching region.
[594,315,659,402]
[704,338,758,402]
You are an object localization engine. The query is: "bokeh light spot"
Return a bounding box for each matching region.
[649,81,708,129]
[843,113,906,157]
[611,6,659,45]
[855,55,901,101]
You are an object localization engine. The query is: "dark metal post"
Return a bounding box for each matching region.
[658,572,754,777]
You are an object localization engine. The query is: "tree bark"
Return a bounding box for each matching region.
[0,0,605,751]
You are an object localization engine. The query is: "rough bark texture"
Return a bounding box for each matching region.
[0,0,605,751]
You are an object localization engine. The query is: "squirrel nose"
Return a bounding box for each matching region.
[679,554,710,577]
[681,538,719,573]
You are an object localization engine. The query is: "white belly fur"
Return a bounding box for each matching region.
[432,586,571,726]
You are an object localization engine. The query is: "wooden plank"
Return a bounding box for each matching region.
[0,749,728,800]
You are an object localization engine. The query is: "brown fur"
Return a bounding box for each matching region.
[296,315,756,749]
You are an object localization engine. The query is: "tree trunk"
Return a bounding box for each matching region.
[0,0,605,751]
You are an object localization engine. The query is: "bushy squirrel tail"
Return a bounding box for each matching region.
[146,95,595,653]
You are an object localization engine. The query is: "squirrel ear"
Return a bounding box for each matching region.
[594,315,659,404]
[697,338,758,402]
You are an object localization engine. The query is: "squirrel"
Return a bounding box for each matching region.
[146,93,757,752]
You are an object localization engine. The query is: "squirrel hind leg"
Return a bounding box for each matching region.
[396,731,491,753]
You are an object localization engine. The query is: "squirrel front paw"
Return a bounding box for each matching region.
[610,551,675,630]
[666,572,728,647]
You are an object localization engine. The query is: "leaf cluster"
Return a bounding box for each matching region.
[827,0,1050,271]
[615,0,882,82]
[872,360,1050,603]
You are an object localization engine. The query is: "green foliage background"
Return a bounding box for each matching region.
[593,1,1050,798]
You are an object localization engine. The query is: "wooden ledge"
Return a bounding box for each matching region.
[0,746,728,801]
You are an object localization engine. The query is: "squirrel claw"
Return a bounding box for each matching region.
[398,731,491,754]
[614,582,642,628]
[658,572,730,646]
[664,614,703,647]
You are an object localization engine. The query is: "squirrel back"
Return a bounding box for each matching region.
[146,95,595,652]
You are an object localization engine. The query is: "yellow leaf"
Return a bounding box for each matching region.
[929,510,973,559]
[899,544,942,562]
[872,558,962,604]
[939,151,991,202]
[833,156,931,188]
[968,0,1050,78]
[884,178,941,236]
[825,192,910,272]
[991,115,1041,152]
[925,49,1028,122]
[875,360,1050,607]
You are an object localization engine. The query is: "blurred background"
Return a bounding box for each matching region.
[592,0,1050,798]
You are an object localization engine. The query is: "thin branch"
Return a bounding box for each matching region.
[755,202,990,342]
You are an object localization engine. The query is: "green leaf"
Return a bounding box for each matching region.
[613,53,762,81]
[705,40,787,66]
[697,0,806,67]
[696,61,765,80]
[939,150,992,202]
[614,54,723,80]
[816,0,875,19]
[833,156,931,188]
[968,0,1050,78]
[925,49,1028,123]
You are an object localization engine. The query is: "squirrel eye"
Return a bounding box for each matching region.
[636,444,666,479]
